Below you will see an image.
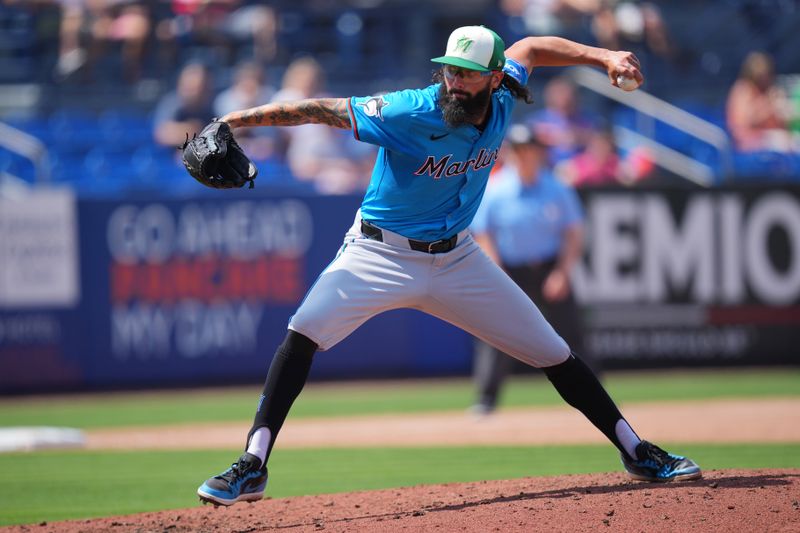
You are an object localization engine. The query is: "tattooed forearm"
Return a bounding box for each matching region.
[222,98,351,129]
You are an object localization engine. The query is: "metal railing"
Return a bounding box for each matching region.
[570,67,733,187]
[0,121,50,183]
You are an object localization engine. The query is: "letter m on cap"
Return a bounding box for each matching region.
[455,37,473,53]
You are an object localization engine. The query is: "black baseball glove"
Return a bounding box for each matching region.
[181,121,257,189]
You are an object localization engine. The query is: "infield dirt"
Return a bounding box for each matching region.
[5,469,798,532]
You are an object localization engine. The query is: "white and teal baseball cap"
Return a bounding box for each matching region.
[431,26,506,72]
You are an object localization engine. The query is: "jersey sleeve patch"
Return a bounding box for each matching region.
[357,95,390,121]
[350,90,417,151]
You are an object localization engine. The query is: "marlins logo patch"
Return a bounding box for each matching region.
[359,96,389,121]
[455,36,473,53]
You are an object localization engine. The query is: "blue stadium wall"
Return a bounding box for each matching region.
[1,186,798,393]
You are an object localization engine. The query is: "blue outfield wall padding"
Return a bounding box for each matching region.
[1,186,799,394]
[0,190,475,393]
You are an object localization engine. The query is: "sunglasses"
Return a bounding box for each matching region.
[442,65,494,82]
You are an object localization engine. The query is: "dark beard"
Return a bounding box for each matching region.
[437,82,492,128]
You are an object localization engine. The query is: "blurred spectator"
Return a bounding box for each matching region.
[791,80,800,137]
[470,124,592,415]
[214,60,278,162]
[155,0,278,67]
[526,76,599,163]
[591,1,676,63]
[590,2,620,51]
[271,56,325,104]
[55,0,86,79]
[55,0,151,83]
[558,128,622,186]
[500,0,598,38]
[153,61,214,148]
[726,51,796,153]
[271,57,375,193]
[558,129,654,187]
[214,60,274,117]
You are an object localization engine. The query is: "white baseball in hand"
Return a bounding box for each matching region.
[616,74,640,92]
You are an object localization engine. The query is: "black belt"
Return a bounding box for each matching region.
[360,220,458,254]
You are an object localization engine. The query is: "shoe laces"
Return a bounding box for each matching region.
[218,456,257,483]
[638,442,673,466]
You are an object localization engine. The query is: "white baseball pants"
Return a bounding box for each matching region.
[288,212,571,368]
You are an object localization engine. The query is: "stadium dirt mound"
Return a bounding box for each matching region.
[9,469,798,532]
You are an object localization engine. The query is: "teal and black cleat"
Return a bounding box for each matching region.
[197,452,268,506]
[621,440,702,482]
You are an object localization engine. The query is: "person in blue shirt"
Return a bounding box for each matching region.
[470,123,597,415]
[194,25,700,508]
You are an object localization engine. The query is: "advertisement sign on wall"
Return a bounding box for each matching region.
[1,186,797,393]
[0,189,80,308]
[574,188,800,367]
[105,199,312,361]
[0,188,83,391]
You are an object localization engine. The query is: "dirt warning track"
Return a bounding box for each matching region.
[85,398,800,450]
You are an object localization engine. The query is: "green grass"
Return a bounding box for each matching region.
[0,368,797,429]
[0,443,797,526]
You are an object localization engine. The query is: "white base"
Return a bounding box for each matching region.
[0,427,85,452]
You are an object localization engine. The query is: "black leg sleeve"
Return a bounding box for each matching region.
[542,353,629,456]
[247,330,317,461]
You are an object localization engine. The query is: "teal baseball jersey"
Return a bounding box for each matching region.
[347,83,516,241]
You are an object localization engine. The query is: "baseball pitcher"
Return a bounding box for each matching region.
[192,25,700,507]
